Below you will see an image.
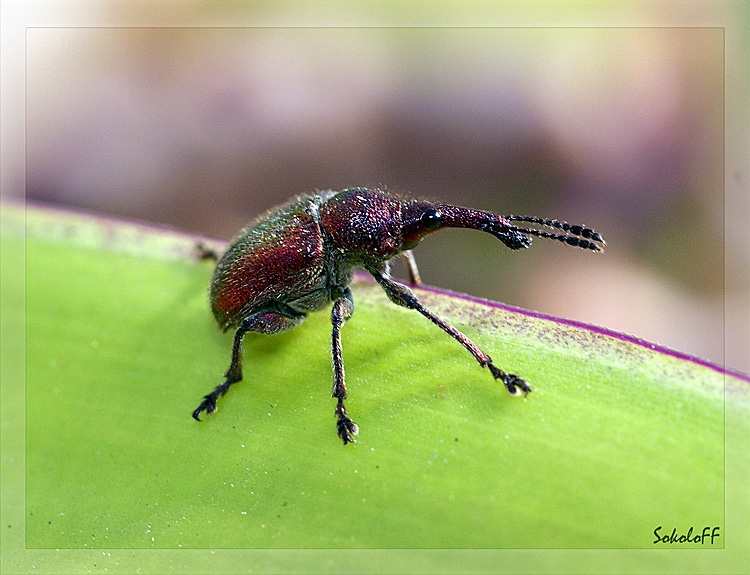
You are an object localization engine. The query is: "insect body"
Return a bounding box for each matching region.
[193,188,605,444]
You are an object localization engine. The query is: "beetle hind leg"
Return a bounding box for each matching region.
[192,378,236,420]
[192,308,305,421]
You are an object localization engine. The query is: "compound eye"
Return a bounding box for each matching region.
[420,209,443,230]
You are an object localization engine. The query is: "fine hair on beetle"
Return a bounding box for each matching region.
[192,187,605,444]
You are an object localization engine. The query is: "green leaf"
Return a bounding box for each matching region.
[2,202,747,573]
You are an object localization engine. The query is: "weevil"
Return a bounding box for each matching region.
[193,187,605,444]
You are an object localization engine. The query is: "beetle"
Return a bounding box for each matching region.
[193,187,605,444]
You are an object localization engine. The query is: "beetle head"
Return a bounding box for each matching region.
[400,201,533,251]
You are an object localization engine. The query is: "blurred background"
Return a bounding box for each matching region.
[15,9,745,372]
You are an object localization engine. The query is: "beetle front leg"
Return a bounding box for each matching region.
[193,309,305,421]
[402,250,422,285]
[369,269,531,396]
[331,288,358,444]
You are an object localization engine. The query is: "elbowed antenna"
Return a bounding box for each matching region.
[429,202,605,252]
[502,215,606,252]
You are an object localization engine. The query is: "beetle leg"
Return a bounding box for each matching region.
[194,242,220,261]
[369,269,531,396]
[192,309,305,421]
[331,287,358,444]
[402,250,422,285]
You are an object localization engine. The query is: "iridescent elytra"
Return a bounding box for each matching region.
[193,187,605,444]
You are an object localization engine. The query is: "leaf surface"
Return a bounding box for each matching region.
[3,203,747,573]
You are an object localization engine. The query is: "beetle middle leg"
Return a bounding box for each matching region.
[330,287,358,444]
[192,307,305,421]
[369,269,531,396]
